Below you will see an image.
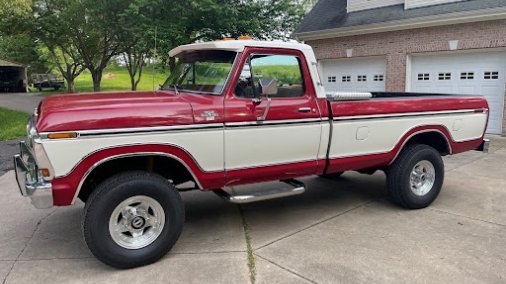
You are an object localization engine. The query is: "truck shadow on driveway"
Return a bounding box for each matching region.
[18,172,389,262]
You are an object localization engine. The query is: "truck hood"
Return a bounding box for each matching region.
[36,91,194,132]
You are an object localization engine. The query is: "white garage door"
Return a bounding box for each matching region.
[320,57,386,93]
[411,52,506,134]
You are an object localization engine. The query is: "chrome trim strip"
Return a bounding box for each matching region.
[39,123,224,139]
[226,158,317,172]
[332,109,481,122]
[41,118,328,138]
[72,152,205,205]
[225,118,323,127]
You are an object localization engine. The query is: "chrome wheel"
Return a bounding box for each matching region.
[108,195,165,250]
[409,160,435,196]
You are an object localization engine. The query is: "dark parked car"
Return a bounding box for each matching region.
[31,74,65,91]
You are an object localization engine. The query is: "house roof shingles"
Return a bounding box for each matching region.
[295,0,506,35]
[0,59,24,67]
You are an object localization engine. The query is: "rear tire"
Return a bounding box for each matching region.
[82,171,184,268]
[387,144,444,209]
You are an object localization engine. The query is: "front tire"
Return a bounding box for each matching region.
[82,171,184,268]
[387,144,444,209]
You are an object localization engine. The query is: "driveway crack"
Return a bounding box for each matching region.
[256,199,377,250]
[238,205,256,284]
[2,209,57,284]
[429,207,506,227]
[255,254,317,284]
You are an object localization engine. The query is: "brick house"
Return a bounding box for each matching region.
[294,0,506,135]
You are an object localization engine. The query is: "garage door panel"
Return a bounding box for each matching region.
[411,52,505,134]
[321,57,386,93]
[457,86,479,95]
[436,85,453,94]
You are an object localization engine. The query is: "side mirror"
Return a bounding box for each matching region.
[259,78,277,96]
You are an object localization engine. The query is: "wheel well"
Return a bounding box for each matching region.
[403,131,451,156]
[78,155,196,203]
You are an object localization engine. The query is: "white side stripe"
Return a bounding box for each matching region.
[333,109,482,121]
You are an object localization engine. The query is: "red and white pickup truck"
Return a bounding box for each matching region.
[14,40,490,268]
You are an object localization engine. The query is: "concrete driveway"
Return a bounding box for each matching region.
[0,92,47,113]
[0,139,505,284]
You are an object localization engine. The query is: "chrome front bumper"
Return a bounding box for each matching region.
[13,141,53,209]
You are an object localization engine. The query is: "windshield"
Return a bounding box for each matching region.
[162,50,237,95]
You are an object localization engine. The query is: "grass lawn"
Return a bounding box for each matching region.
[0,108,30,141]
[31,66,170,94]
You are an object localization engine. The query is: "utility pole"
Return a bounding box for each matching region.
[152,26,157,91]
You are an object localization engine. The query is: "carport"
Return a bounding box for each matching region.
[0,59,27,93]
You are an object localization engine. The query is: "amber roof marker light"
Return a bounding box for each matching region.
[214,36,253,41]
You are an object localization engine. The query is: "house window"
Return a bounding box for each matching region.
[328,76,336,83]
[357,75,367,82]
[342,75,351,82]
[484,71,499,80]
[417,73,430,81]
[373,74,384,82]
[460,72,474,80]
[438,73,451,80]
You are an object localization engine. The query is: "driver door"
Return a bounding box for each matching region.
[224,47,322,186]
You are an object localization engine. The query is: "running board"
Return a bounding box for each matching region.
[213,179,306,204]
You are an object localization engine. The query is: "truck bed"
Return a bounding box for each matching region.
[324,92,489,173]
[328,92,488,118]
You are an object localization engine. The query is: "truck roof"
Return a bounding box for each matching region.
[168,40,313,57]
[168,39,326,99]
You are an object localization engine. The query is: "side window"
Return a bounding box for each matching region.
[235,54,305,98]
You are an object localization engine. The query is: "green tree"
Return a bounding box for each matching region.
[116,0,158,91]
[187,0,305,41]
[67,0,130,91]
[2,0,305,93]
[151,0,304,71]
[0,0,48,73]
[0,34,49,73]
[0,0,31,15]
[32,0,86,92]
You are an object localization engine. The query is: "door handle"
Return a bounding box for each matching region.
[298,107,311,113]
